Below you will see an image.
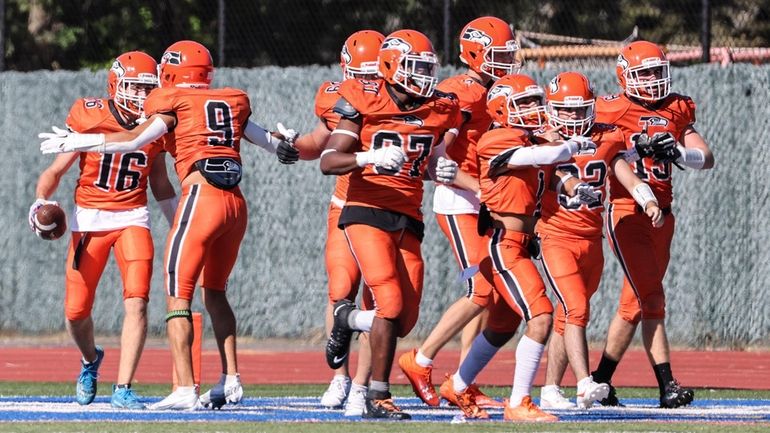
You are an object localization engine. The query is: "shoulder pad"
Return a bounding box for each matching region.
[593,122,616,132]
[332,97,360,120]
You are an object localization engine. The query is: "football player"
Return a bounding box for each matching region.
[30,51,177,409]
[535,72,663,410]
[39,40,296,410]
[590,40,714,408]
[286,30,385,416]
[398,16,520,410]
[439,74,601,422]
[319,29,461,420]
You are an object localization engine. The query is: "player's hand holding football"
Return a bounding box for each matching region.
[645,202,664,228]
[434,156,458,184]
[28,198,58,233]
[39,126,105,154]
[274,122,300,164]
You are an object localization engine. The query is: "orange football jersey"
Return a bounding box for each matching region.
[143,87,251,181]
[478,127,553,216]
[538,124,626,239]
[315,80,350,202]
[66,98,164,210]
[436,74,491,178]
[338,78,461,220]
[596,93,696,208]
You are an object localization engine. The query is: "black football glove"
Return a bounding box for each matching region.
[276,140,300,164]
[631,131,655,159]
[650,132,681,163]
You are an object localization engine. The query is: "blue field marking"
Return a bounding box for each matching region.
[0,396,769,423]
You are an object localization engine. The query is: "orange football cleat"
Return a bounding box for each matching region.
[504,396,559,422]
[439,373,458,406]
[398,349,439,406]
[454,386,490,419]
[467,383,506,408]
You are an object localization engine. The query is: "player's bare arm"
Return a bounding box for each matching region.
[293,121,333,160]
[34,152,79,199]
[148,153,178,225]
[611,155,664,227]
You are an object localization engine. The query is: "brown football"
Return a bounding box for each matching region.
[34,204,67,240]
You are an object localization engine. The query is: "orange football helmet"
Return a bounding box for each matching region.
[486,74,546,129]
[378,29,439,97]
[159,40,214,88]
[459,16,520,80]
[107,51,158,117]
[616,40,670,101]
[546,71,595,137]
[340,30,385,80]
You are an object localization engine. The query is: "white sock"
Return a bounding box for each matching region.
[349,309,375,332]
[415,350,433,367]
[509,335,545,407]
[350,382,367,392]
[452,372,469,393]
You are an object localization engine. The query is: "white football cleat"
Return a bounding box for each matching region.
[343,383,367,416]
[149,386,200,411]
[539,385,577,409]
[576,378,610,409]
[320,375,351,408]
[199,374,244,409]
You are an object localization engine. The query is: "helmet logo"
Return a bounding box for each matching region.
[462,28,493,47]
[110,60,126,77]
[341,45,352,65]
[487,84,513,102]
[393,114,424,126]
[161,51,182,65]
[548,77,560,94]
[381,37,412,53]
[617,54,629,71]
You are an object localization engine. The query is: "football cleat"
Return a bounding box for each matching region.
[576,379,610,409]
[199,374,243,409]
[439,373,459,406]
[320,375,351,408]
[343,384,368,417]
[504,396,559,422]
[75,346,104,406]
[539,385,577,409]
[467,383,505,408]
[597,383,625,407]
[659,380,694,408]
[362,392,411,420]
[325,300,356,369]
[452,386,490,419]
[149,386,200,411]
[398,349,439,406]
[111,385,146,410]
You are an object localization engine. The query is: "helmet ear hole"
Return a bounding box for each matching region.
[469,52,477,59]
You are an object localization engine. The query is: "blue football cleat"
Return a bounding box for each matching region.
[111,385,146,409]
[75,346,104,405]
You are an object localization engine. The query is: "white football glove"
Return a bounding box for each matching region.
[39,126,105,154]
[28,198,58,233]
[276,122,299,144]
[565,135,597,155]
[565,182,601,207]
[357,145,407,175]
[434,156,458,184]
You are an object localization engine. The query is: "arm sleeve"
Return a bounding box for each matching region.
[243,120,282,154]
[506,142,576,167]
[101,116,169,152]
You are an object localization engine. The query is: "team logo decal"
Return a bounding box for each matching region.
[487,84,513,102]
[617,54,629,70]
[341,45,352,65]
[110,60,126,77]
[394,114,424,126]
[461,28,493,47]
[161,51,182,65]
[638,116,669,127]
[381,37,412,53]
[548,76,560,94]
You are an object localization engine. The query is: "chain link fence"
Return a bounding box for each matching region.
[2,0,769,71]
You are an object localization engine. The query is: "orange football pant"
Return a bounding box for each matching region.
[344,224,423,337]
[538,234,603,334]
[65,226,153,321]
[164,183,247,301]
[436,213,494,307]
[481,228,553,328]
[606,203,675,323]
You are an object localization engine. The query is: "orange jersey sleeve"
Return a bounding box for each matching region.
[538,124,626,239]
[144,87,251,181]
[315,80,343,130]
[337,79,461,220]
[66,98,164,210]
[596,93,696,208]
[437,74,491,178]
[478,127,552,217]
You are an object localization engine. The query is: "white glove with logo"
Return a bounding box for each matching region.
[565,182,601,207]
[28,198,59,232]
[357,145,407,175]
[39,126,105,154]
[434,156,458,184]
[565,135,597,155]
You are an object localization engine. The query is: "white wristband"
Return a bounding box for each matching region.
[632,183,658,209]
[355,151,371,168]
[556,173,574,194]
[677,146,706,169]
